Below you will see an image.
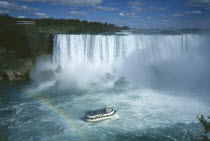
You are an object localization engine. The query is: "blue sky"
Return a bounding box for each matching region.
[0,0,210,29]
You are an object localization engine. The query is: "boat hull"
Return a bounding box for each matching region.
[84,110,117,122]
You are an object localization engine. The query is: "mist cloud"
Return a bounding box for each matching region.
[117,34,210,93]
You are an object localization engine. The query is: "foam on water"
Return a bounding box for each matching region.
[1,76,209,141]
[1,33,210,141]
[28,84,210,141]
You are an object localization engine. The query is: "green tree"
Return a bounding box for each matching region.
[197,115,210,141]
[0,14,130,33]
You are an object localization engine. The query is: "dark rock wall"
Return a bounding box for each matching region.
[26,33,53,56]
[0,31,54,81]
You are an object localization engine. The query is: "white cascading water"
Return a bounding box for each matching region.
[52,34,203,69]
[4,33,209,141]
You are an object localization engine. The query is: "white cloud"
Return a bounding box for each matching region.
[0,9,9,14]
[128,1,145,12]
[93,17,104,21]
[162,20,169,22]
[0,1,38,12]
[94,6,117,11]
[187,0,210,6]
[130,5,143,12]
[167,11,202,18]
[128,1,145,6]
[158,7,169,11]
[146,16,151,19]
[205,7,210,10]
[172,14,184,17]
[108,2,118,6]
[119,12,129,16]
[69,11,88,15]
[149,6,169,11]
[184,11,202,14]
[18,15,26,18]
[128,1,144,12]
[17,0,103,6]
[34,12,49,18]
[119,11,139,18]
[69,7,78,10]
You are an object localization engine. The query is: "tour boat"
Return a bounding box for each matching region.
[84,106,117,122]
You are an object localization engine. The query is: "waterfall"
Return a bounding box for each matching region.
[53,34,204,68]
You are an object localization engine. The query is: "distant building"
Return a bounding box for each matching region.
[17,21,35,25]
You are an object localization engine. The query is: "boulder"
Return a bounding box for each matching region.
[15,59,33,80]
[0,59,33,81]
[105,73,114,81]
[55,65,62,74]
[114,76,129,87]
[5,70,19,81]
[15,72,21,76]
[37,70,56,82]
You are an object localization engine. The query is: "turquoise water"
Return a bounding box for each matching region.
[0,81,209,141]
[1,33,210,141]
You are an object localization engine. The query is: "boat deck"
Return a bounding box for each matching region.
[85,108,111,116]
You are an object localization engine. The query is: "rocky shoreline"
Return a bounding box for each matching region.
[0,32,53,81]
[0,59,33,81]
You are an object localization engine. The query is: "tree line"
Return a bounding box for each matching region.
[0,14,129,33]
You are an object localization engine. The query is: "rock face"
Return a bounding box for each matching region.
[26,33,53,56]
[38,70,56,82]
[5,70,19,81]
[105,73,114,82]
[0,60,33,81]
[114,76,129,87]
[55,65,61,74]
[0,26,53,59]
[0,30,54,81]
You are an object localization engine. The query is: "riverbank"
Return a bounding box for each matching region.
[0,14,129,81]
[0,26,53,81]
[0,56,33,81]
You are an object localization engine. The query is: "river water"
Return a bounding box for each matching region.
[1,32,210,141]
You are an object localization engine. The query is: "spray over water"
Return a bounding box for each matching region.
[18,32,210,141]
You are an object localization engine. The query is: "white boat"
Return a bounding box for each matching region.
[84,106,117,122]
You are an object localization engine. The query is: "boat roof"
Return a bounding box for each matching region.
[85,108,111,116]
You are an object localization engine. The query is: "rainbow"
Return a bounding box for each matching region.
[22,88,89,141]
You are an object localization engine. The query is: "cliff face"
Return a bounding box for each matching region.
[0,26,31,58]
[0,25,53,57]
[1,59,33,81]
[0,31,54,81]
[26,33,53,56]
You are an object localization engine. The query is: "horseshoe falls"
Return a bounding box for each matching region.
[52,34,203,68]
[1,33,210,141]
